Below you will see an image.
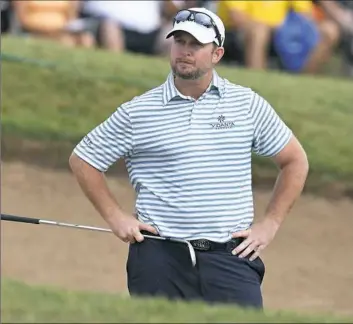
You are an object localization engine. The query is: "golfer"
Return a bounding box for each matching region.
[69,7,309,309]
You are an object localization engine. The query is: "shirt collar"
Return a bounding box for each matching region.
[162,69,224,105]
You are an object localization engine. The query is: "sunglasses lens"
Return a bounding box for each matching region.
[173,10,221,45]
[194,13,213,28]
[175,10,191,22]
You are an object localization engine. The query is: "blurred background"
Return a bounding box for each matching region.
[1,0,353,78]
[1,1,353,322]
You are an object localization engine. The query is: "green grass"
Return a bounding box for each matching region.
[2,278,352,323]
[2,35,353,192]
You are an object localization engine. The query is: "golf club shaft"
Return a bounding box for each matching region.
[2,213,164,238]
[1,213,111,232]
[1,213,197,266]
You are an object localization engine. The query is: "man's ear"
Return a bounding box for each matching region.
[212,46,225,64]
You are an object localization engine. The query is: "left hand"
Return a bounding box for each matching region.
[231,218,280,261]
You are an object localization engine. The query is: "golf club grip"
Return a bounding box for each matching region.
[1,214,40,224]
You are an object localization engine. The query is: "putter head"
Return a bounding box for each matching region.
[168,238,197,267]
[185,241,197,267]
[143,234,197,267]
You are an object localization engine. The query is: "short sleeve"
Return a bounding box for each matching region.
[250,91,292,157]
[73,104,134,172]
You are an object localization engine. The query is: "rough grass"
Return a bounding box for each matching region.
[2,35,353,196]
[2,278,352,323]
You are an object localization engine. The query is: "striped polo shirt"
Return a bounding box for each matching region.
[73,70,292,242]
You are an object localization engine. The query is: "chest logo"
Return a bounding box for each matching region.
[210,115,235,129]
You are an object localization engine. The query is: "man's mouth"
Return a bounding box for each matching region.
[177,60,193,65]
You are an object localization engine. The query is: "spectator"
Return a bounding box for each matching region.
[193,0,218,12]
[80,0,195,55]
[1,0,11,33]
[314,0,353,35]
[160,0,199,55]
[12,0,95,48]
[216,1,339,74]
[314,0,353,76]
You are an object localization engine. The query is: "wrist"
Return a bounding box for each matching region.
[263,214,282,229]
[104,206,125,224]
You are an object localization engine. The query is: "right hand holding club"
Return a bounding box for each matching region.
[108,213,158,243]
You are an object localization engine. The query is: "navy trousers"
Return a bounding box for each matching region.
[126,237,265,309]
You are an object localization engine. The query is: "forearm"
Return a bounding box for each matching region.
[69,153,124,224]
[320,1,347,25]
[229,9,252,29]
[163,0,180,17]
[13,1,26,21]
[67,0,80,20]
[264,157,309,226]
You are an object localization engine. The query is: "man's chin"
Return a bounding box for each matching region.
[178,73,197,80]
[174,69,198,80]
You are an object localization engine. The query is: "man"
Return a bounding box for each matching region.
[217,1,338,74]
[69,7,309,309]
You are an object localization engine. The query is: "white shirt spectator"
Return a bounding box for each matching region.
[83,0,163,33]
[0,0,9,11]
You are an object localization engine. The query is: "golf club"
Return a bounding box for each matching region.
[1,213,197,267]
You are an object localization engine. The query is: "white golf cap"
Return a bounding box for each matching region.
[166,7,225,47]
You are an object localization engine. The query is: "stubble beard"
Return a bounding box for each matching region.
[171,64,208,80]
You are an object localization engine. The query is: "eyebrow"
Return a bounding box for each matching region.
[174,36,203,45]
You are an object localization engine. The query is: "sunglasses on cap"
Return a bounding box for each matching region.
[173,9,223,46]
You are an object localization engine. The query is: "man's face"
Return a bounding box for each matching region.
[170,31,223,80]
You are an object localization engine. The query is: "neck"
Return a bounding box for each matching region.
[174,70,213,100]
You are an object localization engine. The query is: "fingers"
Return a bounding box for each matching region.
[232,229,251,239]
[232,237,252,256]
[132,227,145,243]
[232,238,265,261]
[238,242,258,259]
[139,222,158,235]
[117,227,140,243]
[249,245,264,261]
[119,232,135,243]
[114,217,158,244]
[121,236,130,243]
[123,223,158,244]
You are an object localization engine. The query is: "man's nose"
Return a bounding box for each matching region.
[180,44,193,56]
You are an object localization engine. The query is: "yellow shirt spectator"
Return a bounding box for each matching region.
[14,0,77,33]
[217,0,313,29]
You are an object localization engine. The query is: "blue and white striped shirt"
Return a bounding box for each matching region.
[73,70,292,242]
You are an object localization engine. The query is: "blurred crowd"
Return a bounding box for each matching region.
[1,0,353,77]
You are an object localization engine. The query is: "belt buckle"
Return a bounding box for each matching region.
[191,239,211,251]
